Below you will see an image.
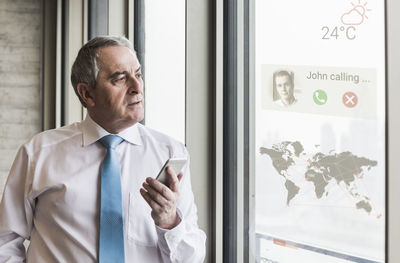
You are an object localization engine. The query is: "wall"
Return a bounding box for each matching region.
[0,0,41,197]
[186,0,214,261]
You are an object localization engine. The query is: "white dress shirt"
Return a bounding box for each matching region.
[0,115,206,263]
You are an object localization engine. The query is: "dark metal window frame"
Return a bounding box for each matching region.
[223,0,238,262]
[243,0,250,262]
[134,0,145,124]
[88,0,108,39]
[223,0,250,261]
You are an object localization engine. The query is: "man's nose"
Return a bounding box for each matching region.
[127,74,142,93]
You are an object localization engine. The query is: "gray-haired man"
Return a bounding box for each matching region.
[0,36,206,262]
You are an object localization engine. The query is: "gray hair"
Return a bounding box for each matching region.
[71,36,134,107]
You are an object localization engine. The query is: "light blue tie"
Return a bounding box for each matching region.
[99,135,125,263]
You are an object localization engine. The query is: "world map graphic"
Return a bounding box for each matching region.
[260,141,379,216]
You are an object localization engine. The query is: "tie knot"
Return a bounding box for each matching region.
[99,135,124,150]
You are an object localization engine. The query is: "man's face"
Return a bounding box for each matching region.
[89,45,144,131]
[275,75,293,101]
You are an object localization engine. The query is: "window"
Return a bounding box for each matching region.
[250,0,386,262]
[142,0,186,143]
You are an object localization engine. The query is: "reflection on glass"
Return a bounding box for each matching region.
[254,0,385,262]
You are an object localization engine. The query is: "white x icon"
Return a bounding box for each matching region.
[345,95,355,105]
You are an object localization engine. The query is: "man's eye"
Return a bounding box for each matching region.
[136,73,142,78]
[114,76,127,83]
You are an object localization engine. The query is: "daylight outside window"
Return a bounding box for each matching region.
[144,0,186,144]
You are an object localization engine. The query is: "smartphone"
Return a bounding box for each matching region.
[156,158,187,185]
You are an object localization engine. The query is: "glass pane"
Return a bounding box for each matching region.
[144,0,186,143]
[253,0,385,262]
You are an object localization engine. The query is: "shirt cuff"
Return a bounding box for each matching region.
[155,208,185,258]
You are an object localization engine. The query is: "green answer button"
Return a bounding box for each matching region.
[313,90,328,105]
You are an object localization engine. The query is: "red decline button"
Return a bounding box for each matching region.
[343,92,358,108]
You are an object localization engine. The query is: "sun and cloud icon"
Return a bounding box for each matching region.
[341,0,372,25]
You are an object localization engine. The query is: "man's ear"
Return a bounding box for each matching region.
[77,83,95,107]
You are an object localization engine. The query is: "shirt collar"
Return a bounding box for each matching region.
[81,114,143,147]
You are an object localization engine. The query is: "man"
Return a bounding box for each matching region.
[273,70,297,106]
[0,36,206,262]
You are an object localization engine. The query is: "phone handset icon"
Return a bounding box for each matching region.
[313,90,328,105]
[315,92,326,103]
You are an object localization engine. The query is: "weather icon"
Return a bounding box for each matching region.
[341,0,372,26]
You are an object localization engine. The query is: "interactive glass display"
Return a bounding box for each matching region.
[254,0,385,262]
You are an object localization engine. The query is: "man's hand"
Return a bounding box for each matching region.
[140,167,183,229]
